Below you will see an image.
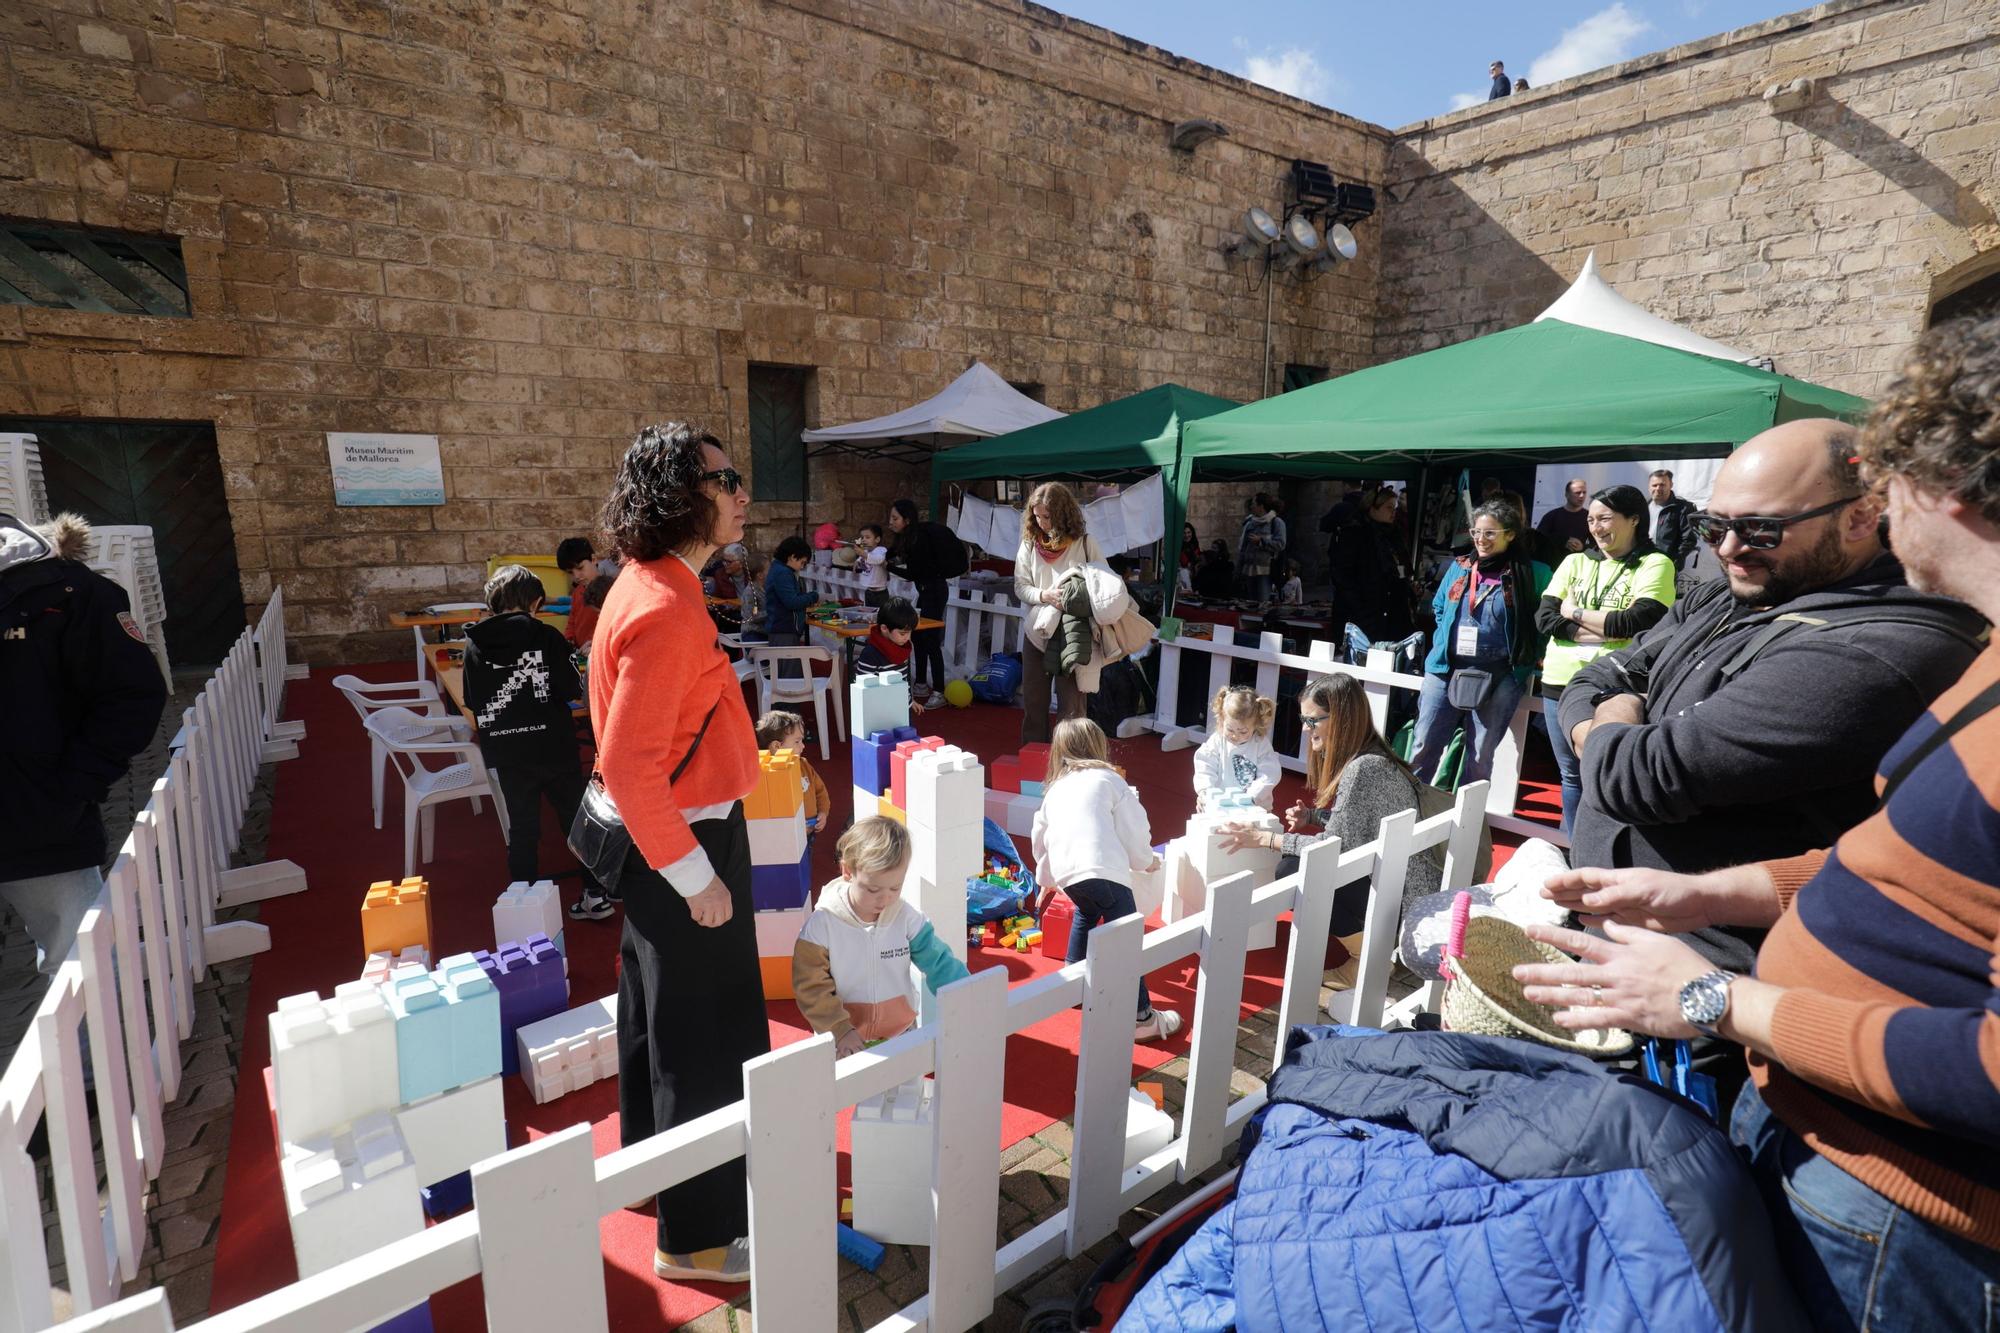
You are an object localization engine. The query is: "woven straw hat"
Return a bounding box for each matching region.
[1442,908,1634,1057]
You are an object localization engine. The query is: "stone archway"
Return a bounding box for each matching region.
[1928,249,2000,327]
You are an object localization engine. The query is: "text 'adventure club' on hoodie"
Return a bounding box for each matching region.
[461,610,584,772]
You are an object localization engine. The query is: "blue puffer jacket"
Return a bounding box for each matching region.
[1121,1027,1807,1333]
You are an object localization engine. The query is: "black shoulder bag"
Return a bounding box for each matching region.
[1876,678,2000,808]
[567,701,719,892]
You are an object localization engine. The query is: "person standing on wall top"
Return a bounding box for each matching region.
[1648,469,1701,570]
[0,510,167,982]
[589,424,770,1286]
[1488,60,1512,99]
[885,498,964,705]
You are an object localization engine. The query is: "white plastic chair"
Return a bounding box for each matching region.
[363,707,507,878]
[412,602,487,683]
[333,674,474,829]
[747,645,845,760]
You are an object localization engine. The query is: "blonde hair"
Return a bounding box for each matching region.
[836,816,910,877]
[1021,481,1087,548]
[1045,717,1117,786]
[754,710,804,748]
[1211,684,1275,738]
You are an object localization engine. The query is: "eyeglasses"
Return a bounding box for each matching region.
[700,467,744,495]
[1299,714,1326,730]
[1692,496,1860,550]
[1468,528,1506,542]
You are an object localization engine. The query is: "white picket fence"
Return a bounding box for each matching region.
[802,566,1026,678]
[54,773,1494,1333]
[0,589,309,1333]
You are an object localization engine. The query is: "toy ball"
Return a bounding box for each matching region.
[942,679,974,708]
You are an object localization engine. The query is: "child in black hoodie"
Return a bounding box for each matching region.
[462,564,611,921]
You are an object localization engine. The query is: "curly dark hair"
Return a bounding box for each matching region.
[600,423,725,563]
[1860,313,2000,526]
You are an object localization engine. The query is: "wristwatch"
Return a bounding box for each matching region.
[1678,970,1736,1036]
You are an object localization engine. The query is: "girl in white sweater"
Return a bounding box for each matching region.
[1031,719,1182,1043]
[1192,685,1282,812]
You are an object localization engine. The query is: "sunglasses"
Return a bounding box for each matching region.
[700,467,744,495]
[1300,713,1326,730]
[1692,495,1859,550]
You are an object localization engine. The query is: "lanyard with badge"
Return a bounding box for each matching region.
[1580,560,1630,614]
[1455,570,1497,659]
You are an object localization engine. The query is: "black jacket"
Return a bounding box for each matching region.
[886,520,964,585]
[461,612,583,772]
[0,513,168,880]
[1558,554,1986,970]
[1330,516,1412,641]
[1651,495,1700,568]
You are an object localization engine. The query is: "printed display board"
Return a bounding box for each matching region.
[328,432,445,506]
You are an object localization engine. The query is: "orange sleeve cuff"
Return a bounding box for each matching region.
[1760,850,1829,914]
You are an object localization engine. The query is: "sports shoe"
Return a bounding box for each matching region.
[1135,1008,1183,1043]
[654,1237,751,1283]
[568,891,615,922]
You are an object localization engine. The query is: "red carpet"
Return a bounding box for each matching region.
[210,666,1316,1328]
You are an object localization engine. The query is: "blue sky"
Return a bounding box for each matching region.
[1039,1,1802,127]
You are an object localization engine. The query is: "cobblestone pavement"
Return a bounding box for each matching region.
[5,691,1341,1328]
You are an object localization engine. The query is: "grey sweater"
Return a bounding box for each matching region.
[1281,753,1445,900]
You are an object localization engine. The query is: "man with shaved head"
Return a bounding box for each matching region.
[1559,418,1984,972]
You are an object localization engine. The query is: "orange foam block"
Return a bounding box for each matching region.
[759,956,793,1000]
[747,750,805,820]
[877,796,907,826]
[360,877,432,958]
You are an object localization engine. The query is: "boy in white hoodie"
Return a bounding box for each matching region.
[792,817,969,1056]
[1192,685,1281,811]
[1031,719,1182,1043]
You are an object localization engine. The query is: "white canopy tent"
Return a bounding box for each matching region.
[801,361,1064,463]
[1533,250,1759,364]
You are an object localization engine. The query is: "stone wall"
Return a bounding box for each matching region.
[0,0,1386,660]
[1379,0,2000,397]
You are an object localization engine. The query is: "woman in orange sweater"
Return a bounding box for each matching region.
[591,423,768,1285]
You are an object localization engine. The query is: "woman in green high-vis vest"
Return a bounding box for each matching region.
[1533,484,1679,833]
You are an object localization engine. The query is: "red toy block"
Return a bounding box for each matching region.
[889,735,944,811]
[1039,893,1073,960]
[989,755,1020,794]
[1018,743,1051,786]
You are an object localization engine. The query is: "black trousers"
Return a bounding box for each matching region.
[616,804,770,1253]
[912,579,947,690]
[495,760,597,891]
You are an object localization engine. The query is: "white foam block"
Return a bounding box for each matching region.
[1182,812,1282,949]
[493,880,563,953]
[747,807,809,866]
[280,1111,423,1277]
[515,995,619,1105]
[850,674,911,739]
[1004,792,1040,839]
[1125,1087,1175,1170]
[850,1078,935,1246]
[906,746,985,832]
[394,1075,507,1187]
[754,907,807,958]
[269,984,401,1146]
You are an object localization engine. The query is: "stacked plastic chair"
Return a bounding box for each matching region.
[0,433,50,523]
[84,524,172,686]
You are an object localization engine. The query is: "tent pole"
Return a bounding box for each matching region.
[1411,462,1429,569]
[1261,266,1274,400]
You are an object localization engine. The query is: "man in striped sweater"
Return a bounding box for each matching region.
[1514,312,2000,1332]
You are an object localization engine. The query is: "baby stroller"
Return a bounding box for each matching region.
[1018,1169,1239,1332]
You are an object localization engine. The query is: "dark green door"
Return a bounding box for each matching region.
[3,417,246,668]
[748,365,810,503]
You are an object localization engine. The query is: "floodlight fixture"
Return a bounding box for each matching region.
[1289,158,1338,210]
[1223,206,1283,259]
[1272,213,1321,270]
[1328,183,1377,227]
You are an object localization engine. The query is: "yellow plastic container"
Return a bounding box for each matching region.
[484,554,570,632]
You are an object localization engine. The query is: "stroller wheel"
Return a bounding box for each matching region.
[1019,1297,1080,1333]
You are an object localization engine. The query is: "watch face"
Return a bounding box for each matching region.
[1683,973,1728,1026]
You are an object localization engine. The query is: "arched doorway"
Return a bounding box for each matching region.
[1929,251,2000,326]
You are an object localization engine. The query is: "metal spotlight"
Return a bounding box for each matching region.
[1272,213,1321,270]
[1223,206,1283,258]
[1310,223,1360,272]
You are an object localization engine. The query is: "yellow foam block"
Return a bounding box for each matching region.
[759,954,794,1001]
[360,877,432,958]
[748,750,805,820]
[876,795,906,825]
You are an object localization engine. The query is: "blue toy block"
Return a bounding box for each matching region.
[421,1170,472,1219]
[385,974,454,1106]
[433,953,501,1090]
[370,1300,433,1333]
[479,936,567,1076]
[838,1221,885,1272]
[751,846,812,911]
[851,723,919,796]
[1019,780,1044,798]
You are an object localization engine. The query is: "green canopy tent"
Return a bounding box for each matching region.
[929,381,1240,559]
[1174,319,1869,566]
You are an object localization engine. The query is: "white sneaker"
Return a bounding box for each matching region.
[1136,1008,1183,1043]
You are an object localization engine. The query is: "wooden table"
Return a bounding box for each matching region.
[809,616,945,678]
[390,608,485,630]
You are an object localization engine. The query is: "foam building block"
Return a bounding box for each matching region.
[1003,793,1040,839]
[394,1074,506,1187]
[421,1172,471,1220]
[888,736,944,811]
[751,846,812,911]
[361,945,430,988]
[754,908,806,1000]
[477,935,567,1076]
[1019,780,1045,798]
[988,754,1020,794]
[851,724,918,796]
[493,881,563,956]
[905,746,985,833]
[983,790,1014,828]
[747,803,809,867]
[849,673,911,740]
[747,750,805,820]
[1180,811,1283,950]
[269,983,401,1146]
[431,952,502,1091]
[1039,893,1074,960]
[384,972,456,1106]
[1124,1086,1175,1170]
[1131,849,1167,920]
[876,796,907,826]
[515,995,618,1105]
[372,1300,434,1333]
[1018,742,1050,781]
[361,877,433,958]
[850,1079,936,1245]
[279,1110,423,1277]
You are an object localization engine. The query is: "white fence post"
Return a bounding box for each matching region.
[1335,809,1416,1030]
[1178,870,1255,1181]
[1275,838,1343,1061]
[0,1050,55,1333]
[41,1291,174,1333]
[1064,914,1145,1256]
[77,906,145,1283]
[101,854,165,1177]
[745,1036,837,1330]
[471,1123,608,1333]
[37,966,111,1315]
[928,967,1008,1331]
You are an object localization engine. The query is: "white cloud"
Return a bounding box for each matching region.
[1528,3,1652,87]
[1448,91,1484,111]
[1233,41,1334,104]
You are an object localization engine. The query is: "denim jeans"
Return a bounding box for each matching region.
[1061,877,1152,1019]
[1542,694,1582,833]
[0,866,104,974]
[1732,1083,2000,1331]
[1408,669,1527,788]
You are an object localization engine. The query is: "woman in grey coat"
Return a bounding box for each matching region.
[1216,672,1444,988]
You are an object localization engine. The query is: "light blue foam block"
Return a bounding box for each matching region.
[434,953,501,1090]
[387,974,454,1105]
